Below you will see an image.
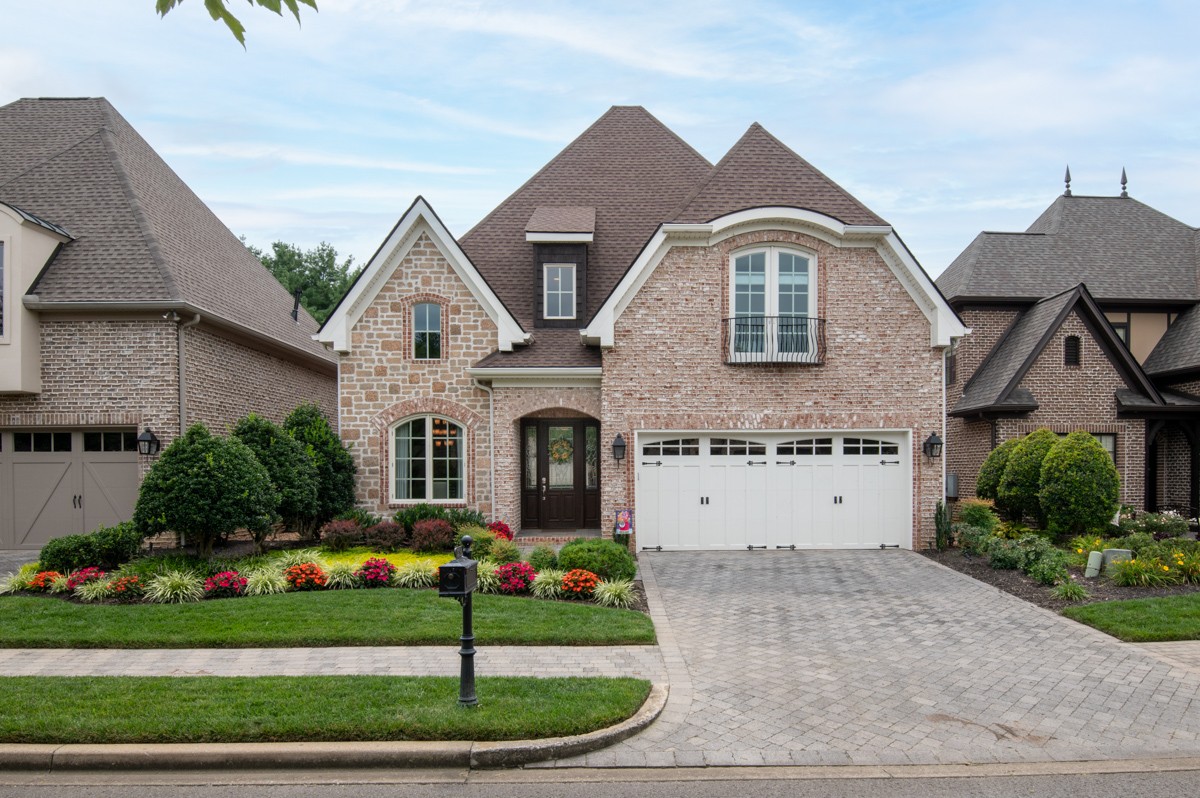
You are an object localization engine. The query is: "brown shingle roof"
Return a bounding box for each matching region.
[525,206,596,234]
[672,124,886,226]
[0,97,333,365]
[473,328,601,369]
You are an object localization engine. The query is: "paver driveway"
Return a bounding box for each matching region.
[544,550,1200,768]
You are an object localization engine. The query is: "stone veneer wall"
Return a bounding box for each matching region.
[183,325,336,434]
[600,229,946,549]
[338,231,497,514]
[491,386,602,532]
[0,318,180,477]
[991,311,1146,508]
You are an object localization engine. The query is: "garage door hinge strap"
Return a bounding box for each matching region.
[879,544,900,549]
[776,460,796,466]
[747,460,767,466]
[776,545,797,550]
[641,460,662,466]
[746,544,767,550]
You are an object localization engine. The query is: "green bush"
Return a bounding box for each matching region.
[133,424,279,558]
[1024,547,1069,586]
[1013,533,1056,571]
[987,539,1023,570]
[1109,532,1155,556]
[955,523,994,555]
[1038,431,1120,537]
[489,538,521,564]
[457,527,493,560]
[232,413,319,549]
[335,508,381,529]
[1132,511,1191,540]
[1051,579,1090,602]
[394,503,448,533]
[976,438,1019,508]
[558,538,637,582]
[445,508,486,529]
[411,519,455,553]
[283,403,355,537]
[997,429,1059,525]
[1109,557,1178,587]
[957,498,999,534]
[528,545,559,571]
[39,521,142,573]
[934,501,952,551]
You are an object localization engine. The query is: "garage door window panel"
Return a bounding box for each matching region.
[643,438,700,457]
[778,438,833,456]
[709,438,766,456]
[842,437,899,456]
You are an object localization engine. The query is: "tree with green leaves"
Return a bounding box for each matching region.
[231,413,319,549]
[1039,431,1120,537]
[246,240,360,324]
[156,0,317,46]
[133,424,279,558]
[284,403,356,538]
[997,429,1059,527]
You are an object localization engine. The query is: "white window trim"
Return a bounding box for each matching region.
[543,262,577,320]
[728,245,818,363]
[390,415,467,504]
[412,302,442,361]
[0,238,9,345]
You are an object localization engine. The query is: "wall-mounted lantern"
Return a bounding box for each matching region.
[612,433,626,463]
[922,432,943,458]
[136,427,161,456]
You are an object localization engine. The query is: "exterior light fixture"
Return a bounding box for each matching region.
[922,432,943,458]
[136,427,161,456]
[612,433,627,462]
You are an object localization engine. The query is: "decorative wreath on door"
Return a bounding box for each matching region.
[549,437,574,464]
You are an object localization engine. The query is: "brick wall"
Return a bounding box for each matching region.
[338,231,497,514]
[601,229,946,549]
[183,325,336,434]
[0,318,180,475]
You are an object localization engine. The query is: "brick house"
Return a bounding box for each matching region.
[937,181,1200,516]
[319,107,965,549]
[0,98,337,550]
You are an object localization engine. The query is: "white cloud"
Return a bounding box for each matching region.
[159,143,492,175]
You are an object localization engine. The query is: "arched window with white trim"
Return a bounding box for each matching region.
[728,245,820,363]
[392,416,464,502]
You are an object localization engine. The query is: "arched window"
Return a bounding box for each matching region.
[728,246,819,363]
[1064,335,1081,367]
[393,416,464,501]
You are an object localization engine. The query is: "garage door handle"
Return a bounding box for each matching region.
[747,460,767,466]
[776,460,796,466]
[642,460,662,467]
[880,460,900,465]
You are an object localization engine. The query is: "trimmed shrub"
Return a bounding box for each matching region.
[318,519,364,552]
[411,518,455,552]
[594,579,637,609]
[362,521,409,552]
[133,424,279,558]
[997,429,1059,525]
[558,538,637,582]
[394,503,448,534]
[987,539,1023,570]
[284,403,355,537]
[957,498,999,534]
[494,562,537,594]
[1038,431,1120,537]
[976,438,1019,503]
[489,538,521,564]
[457,527,494,560]
[528,545,559,572]
[232,413,319,549]
[955,523,993,555]
[445,508,486,529]
[39,522,143,573]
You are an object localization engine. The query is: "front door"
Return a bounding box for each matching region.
[521,419,600,530]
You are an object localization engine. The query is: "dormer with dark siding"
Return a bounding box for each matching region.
[526,207,594,328]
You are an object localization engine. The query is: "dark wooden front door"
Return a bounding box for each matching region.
[521,419,601,530]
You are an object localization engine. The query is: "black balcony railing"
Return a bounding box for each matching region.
[722,316,825,365]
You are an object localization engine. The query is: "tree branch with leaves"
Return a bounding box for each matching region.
[156,0,317,46]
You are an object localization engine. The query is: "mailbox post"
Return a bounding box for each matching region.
[438,536,479,707]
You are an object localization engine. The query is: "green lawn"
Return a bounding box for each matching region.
[0,590,655,648]
[1063,594,1200,642]
[0,675,651,743]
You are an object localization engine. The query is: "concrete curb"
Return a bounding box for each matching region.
[0,682,668,772]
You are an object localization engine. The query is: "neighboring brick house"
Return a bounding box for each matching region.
[0,98,337,550]
[320,107,965,550]
[937,182,1200,516]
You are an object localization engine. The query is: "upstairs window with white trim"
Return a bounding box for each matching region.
[393,416,464,502]
[729,246,818,363]
[413,303,441,360]
[543,264,576,320]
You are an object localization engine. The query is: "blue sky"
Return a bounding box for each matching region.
[3,1,1198,276]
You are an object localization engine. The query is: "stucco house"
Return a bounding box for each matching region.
[0,97,337,550]
[319,106,965,550]
[937,177,1200,517]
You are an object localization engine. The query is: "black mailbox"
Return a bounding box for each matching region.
[439,537,478,598]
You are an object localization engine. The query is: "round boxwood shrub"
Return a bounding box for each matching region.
[557,538,636,582]
[1038,430,1120,537]
[283,403,355,538]
[39,521,143,573]
[975,438,1019,503]
[997,429,1059,526]
[232,413,319,545]
[528,545,558,571]
[458,527,494,560]
[133,424,279,558]
[489,538,521,564]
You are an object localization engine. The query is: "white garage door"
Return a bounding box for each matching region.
[637,431,910,550]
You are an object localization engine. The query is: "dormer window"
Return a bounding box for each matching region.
[544,264,576,320]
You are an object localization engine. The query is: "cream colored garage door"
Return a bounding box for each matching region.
[0,430,140,550]
[636,431,911,550]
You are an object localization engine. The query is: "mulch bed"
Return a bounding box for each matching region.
[922,548,1200,613]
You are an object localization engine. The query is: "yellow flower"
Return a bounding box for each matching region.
[1075,548,1083,554]
[1163,565,1171,572]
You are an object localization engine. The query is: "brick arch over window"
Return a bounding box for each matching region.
[397,293,450,362]
[372,397,485,508]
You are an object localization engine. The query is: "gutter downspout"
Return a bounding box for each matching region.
[177,313,201,435]
[473,379,495,521]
